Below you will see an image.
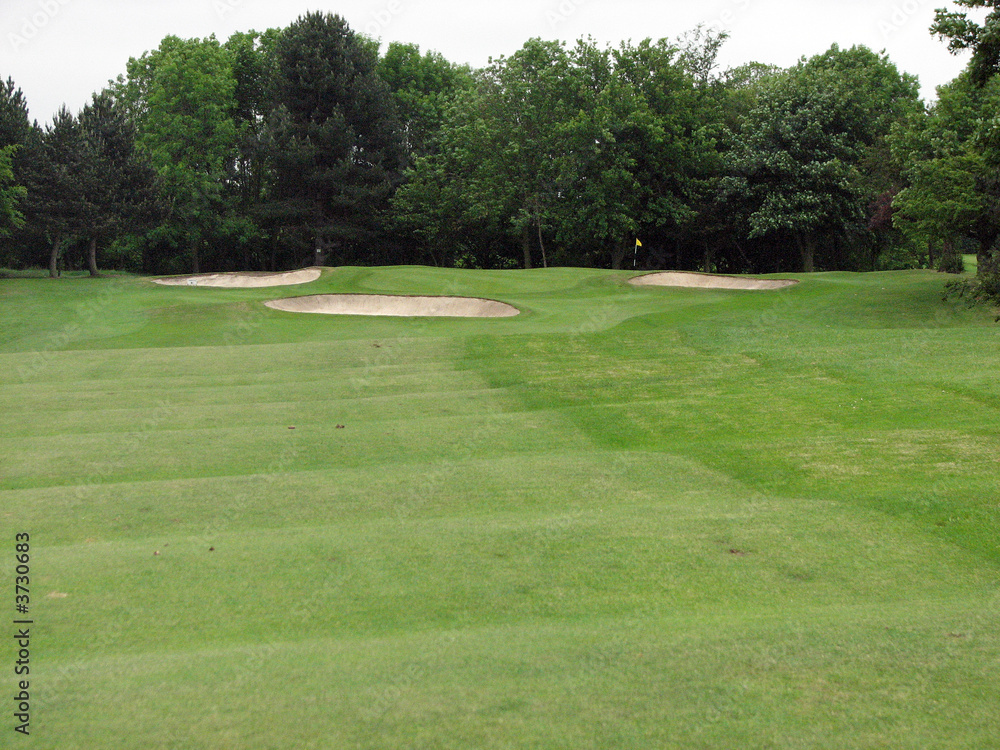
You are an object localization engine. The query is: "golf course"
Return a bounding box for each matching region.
[2,264,999,748]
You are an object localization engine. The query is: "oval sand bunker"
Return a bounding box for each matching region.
[630,271,798,291]
[153,268,321,288]
[265,294,520,318]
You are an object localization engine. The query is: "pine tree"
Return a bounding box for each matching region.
[265,12,405,264]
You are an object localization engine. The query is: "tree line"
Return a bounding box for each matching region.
[0,4,997,294]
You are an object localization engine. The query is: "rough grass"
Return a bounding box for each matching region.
[1,266,999,749]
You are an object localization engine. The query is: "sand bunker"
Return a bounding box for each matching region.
[629,271,798,291]
[153,268,322,288]
[265,294,520,318]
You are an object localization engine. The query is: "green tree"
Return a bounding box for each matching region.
[717,63,782,131]
[614,33,736,272]
[377,42,473,159]
[392,38,575,270]
[0,78,32,265]
[722,69,862,271]
[928,5,1000,302]
[0,145,25,237]
[475,38,578,268]
[393,35,719,271]
[389,146,475,267]
[125,35,239,273]
[77,91,160,276]
[19,108,90,277]
[390,41,557,270]
[722,45,920,272]
[891,75,972,263]
[0,78,32,150]
[556,38,690,269]
[932,0,1000,86]
[553,39,648,268]
[265,12,405,264]
[225,30,280,217]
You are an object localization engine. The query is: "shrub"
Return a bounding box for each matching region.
[938,252,967,274]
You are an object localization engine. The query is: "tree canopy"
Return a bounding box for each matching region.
[932,0,1000,86]
[1,13,996,289]
[265,12,405,263]
[0,145,25,238]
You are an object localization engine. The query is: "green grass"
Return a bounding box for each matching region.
[2,266,999,748]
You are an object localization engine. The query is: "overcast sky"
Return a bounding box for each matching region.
[0,0,979,124]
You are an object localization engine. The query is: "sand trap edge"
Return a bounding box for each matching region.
[629,271,799,291]
[264,293,520,318]
[152,267,322,288]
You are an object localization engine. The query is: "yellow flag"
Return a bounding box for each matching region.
[635,239,642,247]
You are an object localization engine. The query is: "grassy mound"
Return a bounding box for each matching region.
[2,266,998,748]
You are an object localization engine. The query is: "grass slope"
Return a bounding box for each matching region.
[1,266,999,749]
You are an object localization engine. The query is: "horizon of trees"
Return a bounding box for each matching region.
[0,4,997,298]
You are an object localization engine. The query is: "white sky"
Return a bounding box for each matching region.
[0,0,979,124]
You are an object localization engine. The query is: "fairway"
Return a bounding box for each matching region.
[2,266,1000,749]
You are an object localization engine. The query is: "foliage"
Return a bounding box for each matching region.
[721,45,920,272]
[377,42,474,159]
[72,91,161,275]
[394,35,721,270]
[0,20,985,277]
[940,250,969,274]
[932,0,1000,86]
[0,145,25,237]
[0,79,32,264]
[224,30,280,215]
[17,107,93,276]
[265,12,405,263]
[124,35,242,273]
[0,78,32,150]
[891,70,1000,293]
[393,38,575,269]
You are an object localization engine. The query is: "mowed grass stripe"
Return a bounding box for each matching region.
[35,599,1000,750]
[35,469,998,656]
[5,448,760,546]
[1,406,590,488]
[0,388,521,437]
[2,332,545,489]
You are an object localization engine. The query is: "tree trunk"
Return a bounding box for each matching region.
[49,234,62,278]
[797,233,816,273]
[521,225,532,270]
[87,237,102,277]
[978,234,998,277]
[536,219,548,269]
[269,231,281,271]
[192,241,201,275]
[702,242,715,274]
[927,238,935,269]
